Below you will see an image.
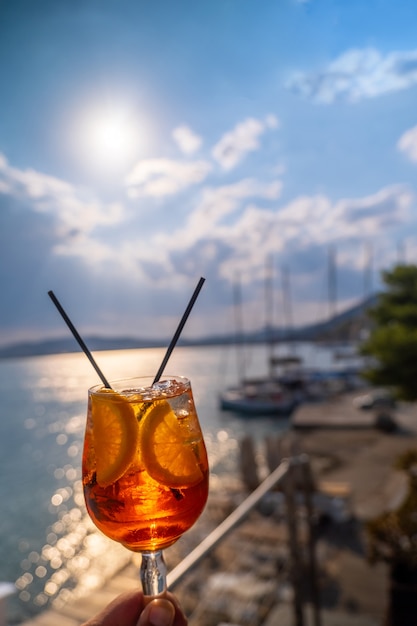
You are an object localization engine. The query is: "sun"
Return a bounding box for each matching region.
[73,101,142,177]
[88,111,135,161]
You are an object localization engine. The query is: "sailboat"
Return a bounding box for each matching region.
[219,263,303,417]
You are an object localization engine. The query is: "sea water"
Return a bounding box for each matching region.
[0,342,348,623]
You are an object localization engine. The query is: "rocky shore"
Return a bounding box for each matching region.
[18,391,417,626]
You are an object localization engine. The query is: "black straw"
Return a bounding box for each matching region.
[153,277,205,385]
[48,290,111,389]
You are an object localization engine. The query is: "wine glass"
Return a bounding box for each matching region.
[82,375,209,595]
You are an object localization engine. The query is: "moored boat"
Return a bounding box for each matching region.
[219,378,300,416]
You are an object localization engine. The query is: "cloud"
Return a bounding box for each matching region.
[1,153,411,283]
[187,178,283,235]
[231,185,409,277]
[212,115,279,170]
[0,154,124,241]
[287,47,417,103]
[126,114,280,201]
[172,125,202,154]
[275,185,412,247]
[398,125,417,162]
[1,140,414,343]
[1,153,73,200]
[138,175,285,291]
[0,153,126,276]
[144,177,412,310]
[125,158,212,197]
[335,185,412,230]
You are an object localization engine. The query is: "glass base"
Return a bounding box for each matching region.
[140,550,167,596]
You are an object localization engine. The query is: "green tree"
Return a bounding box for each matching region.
[360,264,417,401]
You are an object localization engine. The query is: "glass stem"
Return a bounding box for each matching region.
[140,550,167,595]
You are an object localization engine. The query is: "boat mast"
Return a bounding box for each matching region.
[265,255,275,379]
[360,241,374,341]
[328,246,337,322]
[233,274,246,383]
[281,265,294,352]
[363,242,373,302]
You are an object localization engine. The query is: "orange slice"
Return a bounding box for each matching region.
[140,400,203,488]
[91,390,139,487]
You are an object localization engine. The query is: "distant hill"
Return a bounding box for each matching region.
[0,295,377,359]
[0,336,167,359]
[194,294,376,346]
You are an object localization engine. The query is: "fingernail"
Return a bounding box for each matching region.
[148,601,175,626]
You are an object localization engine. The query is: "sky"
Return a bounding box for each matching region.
[1,0,417,347]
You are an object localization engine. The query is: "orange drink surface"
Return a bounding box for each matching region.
[82,376,209,552]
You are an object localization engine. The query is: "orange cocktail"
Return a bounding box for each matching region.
[82,376,209,555]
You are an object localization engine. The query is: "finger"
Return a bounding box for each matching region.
[141,591,187,626]
[82,590,145,626]
[166,591,188,626]
[164,592,188,626]
[137,598,175,626]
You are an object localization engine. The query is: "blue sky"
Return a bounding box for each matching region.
[1,0,417,347]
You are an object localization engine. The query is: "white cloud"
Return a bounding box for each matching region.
[125,158,212,197]
[139,182,409,300]
[215,185,412,293]
[1,135,414,341]
[187,178,283,235]
[53,236,115,263]
[155,179,412,289]
[238,185,407,274]
[145,178,412,309]
[398,125,417,162]
[2,153,410,283]
[212,115,279,170]
[0,156,127,272]
[336,184,412,225]
[275,185,412,245]
[287,47,417,103]
[172,125,202,154]
[12,169,73,200]
[0,158,123,238]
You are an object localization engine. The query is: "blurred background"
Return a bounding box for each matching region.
[1,1,417,623]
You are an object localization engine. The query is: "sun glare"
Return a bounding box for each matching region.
[73,101,143,177]
[89,112,133,158]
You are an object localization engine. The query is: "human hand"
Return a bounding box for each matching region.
[82,590,188,626]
